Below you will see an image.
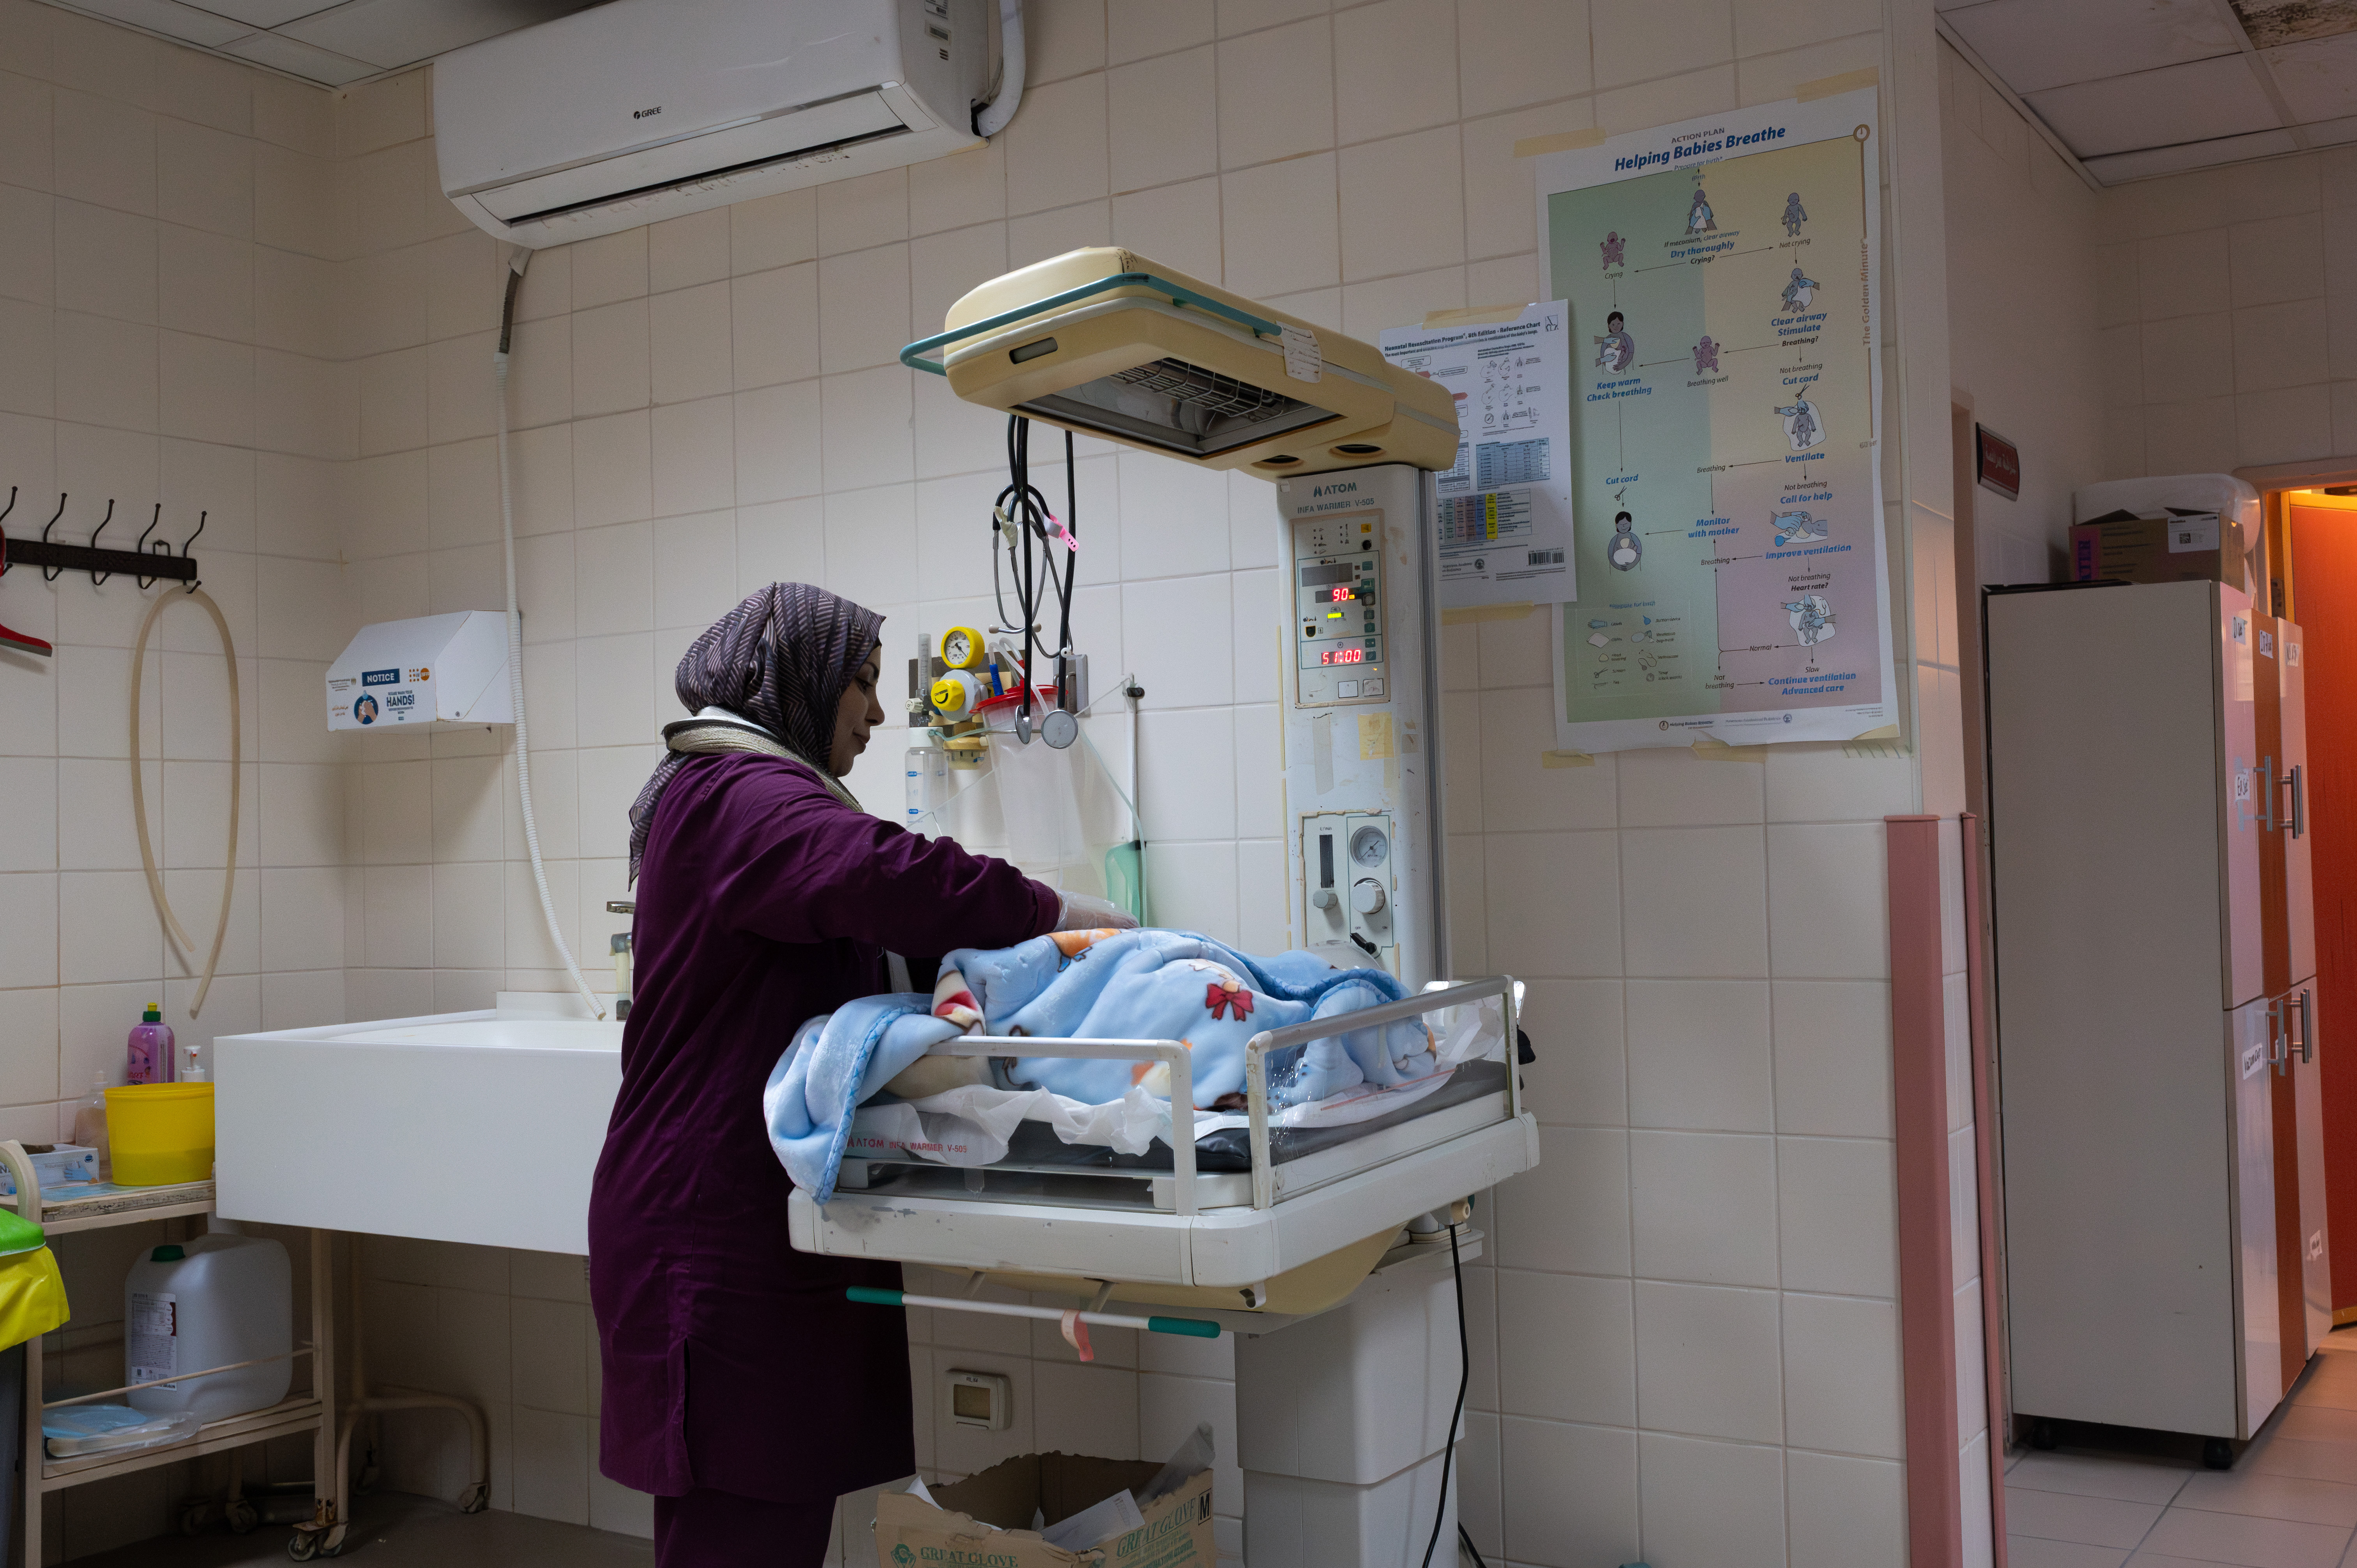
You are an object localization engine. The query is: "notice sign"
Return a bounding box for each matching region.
[1534,84,1898,753]
[1976,424,2020,501]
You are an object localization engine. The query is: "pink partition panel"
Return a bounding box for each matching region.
[1962,812,2009,1561]
[1889,813,1962,1568]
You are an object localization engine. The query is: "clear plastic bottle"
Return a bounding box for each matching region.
[127,1003,174,1086]
[71,1072,111,1181]
[179,1039,209,1083]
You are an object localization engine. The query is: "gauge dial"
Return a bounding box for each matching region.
[941,625,986,671]
[1350,825,1388,868]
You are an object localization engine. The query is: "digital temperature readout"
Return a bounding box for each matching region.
[1320,648,1367,665]
[1327,586,1358,603]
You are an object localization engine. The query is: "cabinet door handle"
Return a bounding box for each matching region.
[2271,998,2290,1074]
[2290,764,2306,839]
[2302,989,2316,1065]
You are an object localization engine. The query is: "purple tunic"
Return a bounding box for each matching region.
[590,752,1057,1505]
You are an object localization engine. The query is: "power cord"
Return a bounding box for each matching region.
[1421,1220,1471,1568]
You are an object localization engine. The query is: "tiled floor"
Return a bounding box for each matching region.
[2008,1328,2357,1567]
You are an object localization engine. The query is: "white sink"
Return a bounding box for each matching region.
[215,998,623,1254]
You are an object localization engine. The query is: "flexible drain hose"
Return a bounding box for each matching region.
[497,252,603,1021]
[130,586,238,1019]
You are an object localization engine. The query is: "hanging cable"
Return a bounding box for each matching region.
[1420,1220,1472,1568]
[990,416,1078,726]
[496,249,604,1021]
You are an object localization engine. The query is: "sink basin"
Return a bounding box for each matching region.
[214,998,623,1254]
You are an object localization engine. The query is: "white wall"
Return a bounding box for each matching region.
[0,4,351,1555]
[2096,143,2357,479]
[0,0,1977,1557]
[1937,39,2107,584]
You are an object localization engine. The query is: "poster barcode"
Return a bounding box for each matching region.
[1527,549,1564,566]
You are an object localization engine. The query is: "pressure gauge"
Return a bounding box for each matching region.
[1350,825,1388,868]
[941,625,987,671]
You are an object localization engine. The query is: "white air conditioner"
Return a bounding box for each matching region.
[434,0,1020,248]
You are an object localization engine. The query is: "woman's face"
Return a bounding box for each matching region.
[830,648,886,775]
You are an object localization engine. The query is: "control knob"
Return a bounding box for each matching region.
[1351,879,1387,915]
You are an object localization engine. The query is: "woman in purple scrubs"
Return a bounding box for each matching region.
[591,584,1123,1563]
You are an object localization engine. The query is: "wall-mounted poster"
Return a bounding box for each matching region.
[1536,84,1899,752]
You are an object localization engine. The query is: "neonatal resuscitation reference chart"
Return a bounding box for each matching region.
[1535,85,1898,753]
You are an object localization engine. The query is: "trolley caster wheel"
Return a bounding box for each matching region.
[228,1497,261,1534]
[319,1523,348,1557]
[458,1481,489,1514]
[2029,1418,2057,1451]
[179,1502,213,1536]
[2203,1437,2235,1470]
[286,1533,318,1562]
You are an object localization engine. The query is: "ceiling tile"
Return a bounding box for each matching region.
[55,0,254,46]
[1945,0,2244,95]
[2303,112,2357,144]
[219,26,375,81]
[2263,32,2357,121]
[275,0,595,70]
[2084,126,2302,182]
[2233,0,2357,48]
[2024,52,2283,156]
[182,0,341,29]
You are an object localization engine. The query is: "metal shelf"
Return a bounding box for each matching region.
[38,1395,325,1488]
[0,1142,339,1565]
[3,1177,216,1235]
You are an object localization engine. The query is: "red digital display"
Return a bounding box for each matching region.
[1327,586,1357,602]
[1320,648,1366,665]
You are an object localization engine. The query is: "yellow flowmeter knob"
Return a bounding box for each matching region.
[940,625,988,671]
[930,667,986,722]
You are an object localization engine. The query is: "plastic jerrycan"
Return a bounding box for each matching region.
[124,1234,292,1422]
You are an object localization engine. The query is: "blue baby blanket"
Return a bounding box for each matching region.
[767,929,1439,1201]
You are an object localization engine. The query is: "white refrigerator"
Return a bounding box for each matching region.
[1989,577,2291,1451]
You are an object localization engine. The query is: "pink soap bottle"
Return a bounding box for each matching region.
[127,1003,175,1086]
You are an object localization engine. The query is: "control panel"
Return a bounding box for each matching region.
[1292,512,1386,707]
[1302,812,1396,955]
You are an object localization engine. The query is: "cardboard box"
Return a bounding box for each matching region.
[2069,511,2247,592]
[874,1452,1216,1568]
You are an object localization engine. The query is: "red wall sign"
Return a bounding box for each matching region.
[1976,425,2020,501]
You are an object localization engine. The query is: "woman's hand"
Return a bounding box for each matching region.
[1053,890,1140,932]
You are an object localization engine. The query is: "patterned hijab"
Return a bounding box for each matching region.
[627,583,884,880]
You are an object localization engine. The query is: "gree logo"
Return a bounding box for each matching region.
[632,105,662,119]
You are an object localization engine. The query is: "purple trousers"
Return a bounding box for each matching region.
[654,1487,835,1566]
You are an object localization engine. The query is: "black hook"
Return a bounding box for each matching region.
[0,485,15,578]
[136,503,163,590]
[86,499,115,585]
[39,493,65,581]
[182,510,205,592]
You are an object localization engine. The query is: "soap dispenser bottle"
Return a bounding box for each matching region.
[127,1003,175,1085]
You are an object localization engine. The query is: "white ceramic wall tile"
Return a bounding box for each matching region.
[1629,1130,1778,1286]
[1621,826,1768,978]
[1770,979,1894,1137]
[1625,979,1772,1132]
[1493,1125,1629,1275]
[1216,18,1334,170]
[1637,1432,1784,1568]
[1499,1417,1640,1564]
[1495,1270,1634,1425]
[1776,1135,1896,1297]
[1220,154,1341,300]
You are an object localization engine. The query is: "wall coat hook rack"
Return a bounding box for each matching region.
[0,489,210,660]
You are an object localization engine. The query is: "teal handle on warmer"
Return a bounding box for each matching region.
[1146,1315,1220,1338]
[846,1286,905,1307]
